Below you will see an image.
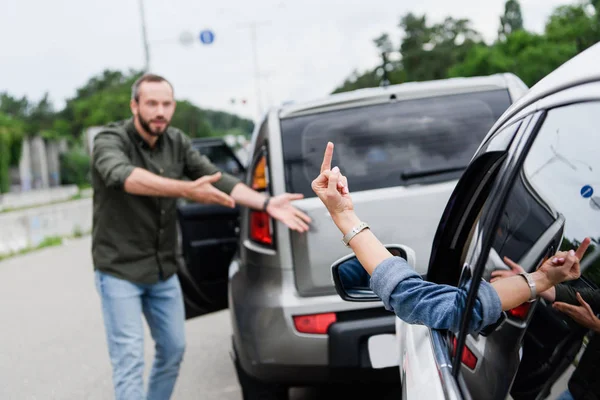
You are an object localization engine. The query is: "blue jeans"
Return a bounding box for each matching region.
[95,271,186,400]
[556,389,574,400]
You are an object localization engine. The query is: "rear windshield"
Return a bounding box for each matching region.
[280,89,512,197]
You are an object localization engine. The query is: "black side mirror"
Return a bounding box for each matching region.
[330,244,417,302]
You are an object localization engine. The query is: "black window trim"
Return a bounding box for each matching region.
[426,118,524,287]
[451,111,546,378]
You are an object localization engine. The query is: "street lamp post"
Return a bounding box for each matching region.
[138,0,151,72]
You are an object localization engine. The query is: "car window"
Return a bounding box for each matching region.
[459,102,600,400]
[280,89,512,198]
[427,120,521,287]
[489,103,600,282]
[197,144,244,177]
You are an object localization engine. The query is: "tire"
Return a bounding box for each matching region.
[234,357,289,400]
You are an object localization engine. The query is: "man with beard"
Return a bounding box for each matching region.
[91,74,312,400]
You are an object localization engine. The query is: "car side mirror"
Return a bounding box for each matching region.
[331,244,417,302]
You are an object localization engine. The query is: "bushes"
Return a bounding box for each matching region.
[0,133,10,193]
[60,147,91,187]
[0,113,25,193]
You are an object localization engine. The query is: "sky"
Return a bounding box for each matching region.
[1,0,577,123]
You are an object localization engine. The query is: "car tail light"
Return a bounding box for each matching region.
[249,152,273,246]
[293,313,337,334]
[250,211,272,245]
[451,337,478,370]
[507,302,531,320]
[252,155,268,190]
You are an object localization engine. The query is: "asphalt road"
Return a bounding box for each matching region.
[0,237,400,400]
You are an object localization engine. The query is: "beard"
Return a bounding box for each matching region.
[137,112,170,136]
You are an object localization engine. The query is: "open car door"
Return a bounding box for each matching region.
[176,138,246,319]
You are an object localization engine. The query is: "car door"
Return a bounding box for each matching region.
[398,116,527,400]
[176,139,246,319]
[446,99,600,400]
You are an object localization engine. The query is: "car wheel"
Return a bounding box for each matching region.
[234,357,289,400]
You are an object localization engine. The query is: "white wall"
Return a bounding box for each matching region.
[0,198,92,255]
[0,185,79,212]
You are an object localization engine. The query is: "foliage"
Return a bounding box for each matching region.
[0,113,26,193]
[0,69,254,191]
[59,147,91,187]
[499,0,524,40]
[0,132,10,193]
[0,69,253,142]
[449,31,578,87]
[333,0,600,93]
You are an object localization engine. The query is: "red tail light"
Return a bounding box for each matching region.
[293,313,337,334]
[451,337,478,370]
[507,302,531,320]
[250,211,273,245]
[249,152,274,246]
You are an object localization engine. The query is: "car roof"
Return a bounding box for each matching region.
[191,137,227,147]
[488,42,600,135]
[278,73,523,119]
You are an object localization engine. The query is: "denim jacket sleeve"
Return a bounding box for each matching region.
[369,256,502,334]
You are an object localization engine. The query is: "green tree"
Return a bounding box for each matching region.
[374,33,395,86]
[0,93,30,120]
[56,69,253,139]
[171,100,213,138]
[28,93,56,135]
[398,14,482,82]
[545,4,599,52]
[0,113,25,193]
[332,69,382,94]
[450,30,578,87]
[398,13,434,82]
[58,70,142,138]
[499,0,524,41]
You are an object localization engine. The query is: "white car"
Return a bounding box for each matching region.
[332,42,600,399]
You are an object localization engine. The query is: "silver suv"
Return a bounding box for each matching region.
[176,74,528,398]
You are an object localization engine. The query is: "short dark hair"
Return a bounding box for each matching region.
[131,74,174,102]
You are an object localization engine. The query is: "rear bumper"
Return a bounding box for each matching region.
[228,259,399,385]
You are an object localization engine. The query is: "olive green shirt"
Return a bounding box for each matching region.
[91,118,241,284]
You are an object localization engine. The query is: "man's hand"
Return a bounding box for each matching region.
[266,193,312,233]
[183,172,235,208]
[553,292,600,333]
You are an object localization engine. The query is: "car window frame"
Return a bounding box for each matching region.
[426,119,523,287]
[450,111,546,379]
[422,116,530,399]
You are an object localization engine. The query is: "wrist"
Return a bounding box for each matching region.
[180,181,193,199]
[332,211,361,235]
[531,270,554,293]
[263,196,272,213]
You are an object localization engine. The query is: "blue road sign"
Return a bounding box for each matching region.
[199,30,215,45]
[581,185,594,198]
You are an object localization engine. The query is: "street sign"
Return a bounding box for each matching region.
[179,31,195,47]
[199,30,215,45]
[581,185,594,198]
